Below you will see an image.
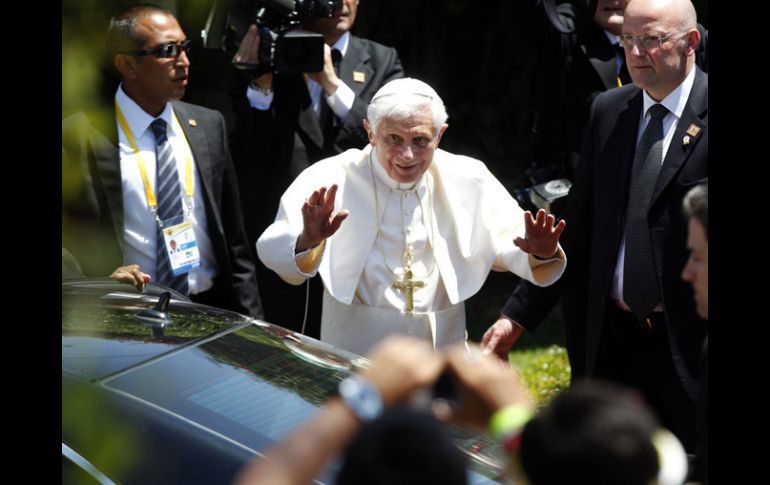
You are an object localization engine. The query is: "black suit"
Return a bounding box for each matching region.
[502,68,708,448]
[62,100,263,318]
[228,34,403,334]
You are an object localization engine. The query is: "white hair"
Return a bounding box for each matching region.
[366,78,448,132]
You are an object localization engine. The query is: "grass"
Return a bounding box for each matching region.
[509,345,570,409]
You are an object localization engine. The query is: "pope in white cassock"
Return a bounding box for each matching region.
[257,78,567,356]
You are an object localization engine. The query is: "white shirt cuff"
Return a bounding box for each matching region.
[325,81,355,120]
[246,86,273,110]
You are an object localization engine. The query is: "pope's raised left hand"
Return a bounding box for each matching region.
[513,208,566,259]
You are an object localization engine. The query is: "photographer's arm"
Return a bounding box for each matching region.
[234,336,443,485]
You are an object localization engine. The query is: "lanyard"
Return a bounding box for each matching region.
[115,99,194,213]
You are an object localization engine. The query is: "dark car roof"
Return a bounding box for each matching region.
[63,279,255,380]
[62,280,507,484]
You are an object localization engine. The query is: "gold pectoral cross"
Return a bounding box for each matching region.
[393,270,425,313]
[392,248,424,313]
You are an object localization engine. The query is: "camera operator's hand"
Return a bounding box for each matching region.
[308,43,340,96]
[443,343,533,431]
[514,208,566,259]
[233,24,273,90]
[295,184,349,253]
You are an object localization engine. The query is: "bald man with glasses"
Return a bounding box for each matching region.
[62,4,263,318]
[484,0,708,453]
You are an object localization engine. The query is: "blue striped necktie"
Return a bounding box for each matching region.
[623,103,668,320]
[150,118,189,295]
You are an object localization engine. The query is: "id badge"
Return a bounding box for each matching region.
[161,219,200,276]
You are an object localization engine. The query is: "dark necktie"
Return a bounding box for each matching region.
[623,104,669,320]
[615,44,632,86]
[150,118,189,295]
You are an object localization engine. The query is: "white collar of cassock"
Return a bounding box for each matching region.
[370,147,426,192]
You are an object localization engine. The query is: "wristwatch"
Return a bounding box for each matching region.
[338,374,384,422]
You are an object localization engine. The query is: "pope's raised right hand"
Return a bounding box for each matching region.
[295,184,349,252]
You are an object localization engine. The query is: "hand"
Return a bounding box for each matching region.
[308,43,340,96]
[295,184,349,252]
[360,335,445,406]
[110,264,151,292]
[442,343,532,431]
[233,24,273,89]
[233,24,260,65]
[513,208,566,259]
[480,316,525,361]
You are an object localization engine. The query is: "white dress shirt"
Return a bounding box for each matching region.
[116,85,217,294]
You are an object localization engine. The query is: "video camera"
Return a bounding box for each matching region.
[219,0,342,75]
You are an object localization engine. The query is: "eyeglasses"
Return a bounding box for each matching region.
[380,133,436,151]
[128,40,191,58]
[617,32,688,50]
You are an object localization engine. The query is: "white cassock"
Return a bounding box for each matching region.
[257,145,566,356]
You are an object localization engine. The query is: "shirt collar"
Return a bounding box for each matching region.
[370,147,426,192]
[642,66,696,120]
[604,29,620,46]
[116,84,174,139]
[333,31,350,57]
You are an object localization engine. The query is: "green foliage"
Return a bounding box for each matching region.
[509,345,570,410]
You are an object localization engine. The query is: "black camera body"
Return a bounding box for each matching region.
[224,0,342,74]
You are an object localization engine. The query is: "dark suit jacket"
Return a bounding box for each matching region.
[503,68,708,401]
[228,34,404,245]
[62,100,263,318]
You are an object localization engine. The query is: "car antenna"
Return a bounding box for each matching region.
[136,291,173,337]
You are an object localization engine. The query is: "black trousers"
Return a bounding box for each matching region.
[593,304,696,451]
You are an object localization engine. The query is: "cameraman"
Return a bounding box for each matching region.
[227,0,404,336]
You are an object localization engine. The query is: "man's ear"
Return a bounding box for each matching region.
[685,28,701,56]
[114,54,137,80]
[435,123,448,145]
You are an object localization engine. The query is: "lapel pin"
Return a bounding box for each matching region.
[188,119,198,127]
[682,135,691,146]
[353,71,365,83]
[686,124,701,137]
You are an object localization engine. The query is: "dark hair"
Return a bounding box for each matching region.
[336,407,467,485]
[519,380,659,485]
[107,4,175,57]
[682,183,708,240]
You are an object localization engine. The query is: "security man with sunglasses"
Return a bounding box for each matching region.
[62,4,263,318]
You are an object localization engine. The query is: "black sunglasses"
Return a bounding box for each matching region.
[128,40,191,58]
